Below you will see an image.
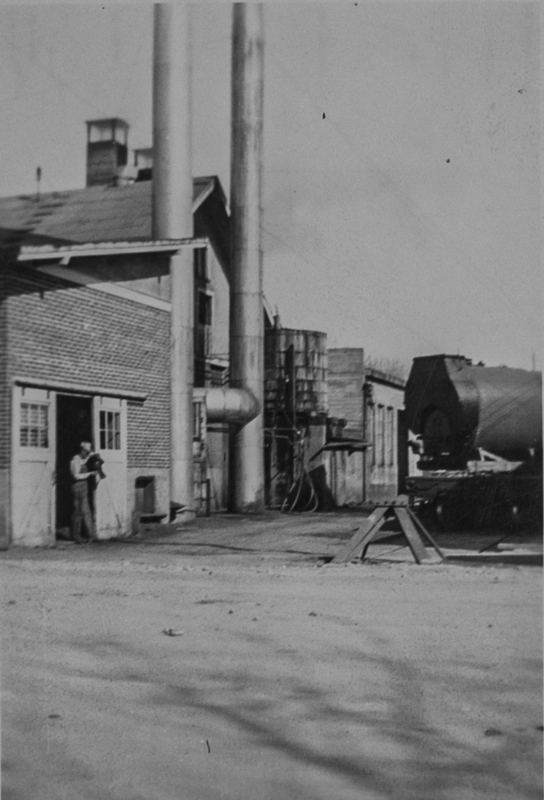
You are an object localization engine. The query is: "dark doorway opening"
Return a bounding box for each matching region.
[135,476,156,515]
[56,394,93,536]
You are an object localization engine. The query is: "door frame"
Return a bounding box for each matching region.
[11,382,131,545]
[11,385,56,546]
[93,395,128,538]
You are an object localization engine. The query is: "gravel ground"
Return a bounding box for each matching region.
[2,515,542,800]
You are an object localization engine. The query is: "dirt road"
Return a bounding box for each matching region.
[2,530,542,800]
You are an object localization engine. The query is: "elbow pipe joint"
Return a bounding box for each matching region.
[205,387,260,426]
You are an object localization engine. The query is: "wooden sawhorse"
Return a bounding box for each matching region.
[331,501,446,565]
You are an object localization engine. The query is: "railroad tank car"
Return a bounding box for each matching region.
[404,355,542,529]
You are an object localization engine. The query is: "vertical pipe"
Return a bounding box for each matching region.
[230,3,265,512]
[153,4,195,520]
[362,381,367,504]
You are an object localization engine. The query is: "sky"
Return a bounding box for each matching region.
[0,1,540,372]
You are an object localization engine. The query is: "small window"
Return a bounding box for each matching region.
[386,407,395,466]
[194,247,208,282]
[376,405,385,467]
[197,290,212,326]
[20,402,48,448]
[99,410,121,450]
[193,402,203,441]
[367,405,375,466]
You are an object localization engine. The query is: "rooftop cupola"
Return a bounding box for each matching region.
[86,118,130,187]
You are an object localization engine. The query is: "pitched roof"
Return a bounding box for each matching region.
[0,176,226,252]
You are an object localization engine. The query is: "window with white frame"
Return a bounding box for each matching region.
[20,402,49,448]
[99,410,121,450]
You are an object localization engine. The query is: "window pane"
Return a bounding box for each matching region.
[377,406,384,466]
[20,401,48,448]
[98,409,121,450]
[386,408,394,466]
[111,412,116,448]
[114,413,120,449]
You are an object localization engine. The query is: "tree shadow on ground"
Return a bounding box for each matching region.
[86,629,543,800]
[18,618,541,800]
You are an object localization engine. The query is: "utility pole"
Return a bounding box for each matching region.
[229,3,265,512]
[36,166,42,200]
[152,3,195,520]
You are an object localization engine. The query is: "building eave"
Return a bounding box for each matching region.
[17,238,208,265]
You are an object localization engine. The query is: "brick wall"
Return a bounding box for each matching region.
[4,264,170,470]
[0,268,11,470]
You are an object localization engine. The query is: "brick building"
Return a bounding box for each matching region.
[326,348,407,504]
[0,120,232,547]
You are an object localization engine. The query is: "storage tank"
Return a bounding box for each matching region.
[264,328,328,420]
[264,327,328,508]
[405,355,542,469]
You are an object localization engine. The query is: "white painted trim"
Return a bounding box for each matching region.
[36,265,172,312]
[11,385,56,546]
[18,238,208,261]
[192,180,215,211]
[13,377,147,402]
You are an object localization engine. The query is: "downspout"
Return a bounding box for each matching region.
[229,3,265,512]
[152,4,195,520]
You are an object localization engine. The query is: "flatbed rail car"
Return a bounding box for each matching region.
[404,355,542,529]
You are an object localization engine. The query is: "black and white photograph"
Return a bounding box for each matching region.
[1,2,541,799]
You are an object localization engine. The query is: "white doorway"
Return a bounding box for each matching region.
[93,396,128,538]
[12,386,55,546]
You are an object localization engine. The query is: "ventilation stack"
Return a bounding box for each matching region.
[152,3,195,520]
[229,4,265,513]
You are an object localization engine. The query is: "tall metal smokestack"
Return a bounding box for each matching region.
[153,4,194,519]
[229,4,265,512]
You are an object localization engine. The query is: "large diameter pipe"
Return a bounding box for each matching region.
[153,4,195,519]
[230,3,265,513]
[205,387,260,425]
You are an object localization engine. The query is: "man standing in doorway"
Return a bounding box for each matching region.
[70,441,97,543]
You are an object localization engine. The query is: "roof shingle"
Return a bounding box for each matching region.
[0,177,221,251]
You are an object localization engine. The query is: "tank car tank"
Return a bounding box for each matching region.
[405,355,542,529]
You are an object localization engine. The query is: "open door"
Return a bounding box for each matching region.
[93,396,127,538]
[56,394,93,538]
[12,386,56,546]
